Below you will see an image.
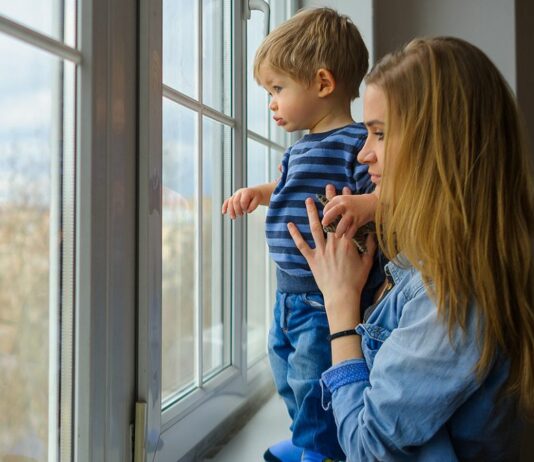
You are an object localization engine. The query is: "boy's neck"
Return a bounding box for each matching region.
[308,98,354,134]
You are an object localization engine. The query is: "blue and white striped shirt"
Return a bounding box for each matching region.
[266,123,372,292]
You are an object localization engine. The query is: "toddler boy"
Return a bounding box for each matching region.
[222,8,382,462]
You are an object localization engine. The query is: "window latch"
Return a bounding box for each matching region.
[244,0,271,36]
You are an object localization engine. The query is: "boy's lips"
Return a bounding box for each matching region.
[273,116,285,126]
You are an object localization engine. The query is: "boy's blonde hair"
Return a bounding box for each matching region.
[253,7,368,100]
[368,37,534,414]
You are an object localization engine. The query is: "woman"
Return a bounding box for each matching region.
[288,37,534,461]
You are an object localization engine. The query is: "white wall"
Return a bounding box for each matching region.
[374,0,516,92]
[300,0,374,121]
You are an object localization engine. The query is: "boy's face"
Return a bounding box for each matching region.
[257,64,321,133]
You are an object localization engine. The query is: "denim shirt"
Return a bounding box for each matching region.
[321,261,519,461]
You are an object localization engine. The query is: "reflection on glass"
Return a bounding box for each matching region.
[203,0,232,114]
[246,139,269,365]
[163,0,199,98]
[247,10,268,136]
[0,0,76,48]
[267,1,290,148]
[202,117,231,377]
[162,99,198,401]
[0,34,64,459]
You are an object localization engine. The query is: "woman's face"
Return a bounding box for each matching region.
[357,84,387,192]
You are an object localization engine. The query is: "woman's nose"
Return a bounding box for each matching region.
[357,145,376,164]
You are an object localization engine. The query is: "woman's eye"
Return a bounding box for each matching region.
[375,131,384,141]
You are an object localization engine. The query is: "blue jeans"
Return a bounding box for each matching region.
[268,291,345,461]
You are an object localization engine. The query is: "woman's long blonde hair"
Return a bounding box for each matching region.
[368,37,534,414]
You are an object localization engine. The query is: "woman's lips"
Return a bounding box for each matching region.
[369,172,381,183]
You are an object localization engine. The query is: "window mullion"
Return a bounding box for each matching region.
[195,0,204,389]
[0,14,82,63]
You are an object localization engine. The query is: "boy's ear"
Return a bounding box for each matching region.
[315,68,336,98]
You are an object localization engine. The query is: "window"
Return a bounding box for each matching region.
[0,2,78,459]
[138,0,296,459]
[161,0,233,406]
[246,2,293,366]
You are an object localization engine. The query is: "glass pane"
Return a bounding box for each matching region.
[0,34,67,459]
[202,117,231,377]
[247,10,268,137]
[162,99,198,402]
[266,1,289,148]
[246,139,269,365]
[0,0,76,48]
[203,0,232,114]
[163,0,199,99]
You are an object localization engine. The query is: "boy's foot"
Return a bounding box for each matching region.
[300,449,335,462]
[263,439,303,462]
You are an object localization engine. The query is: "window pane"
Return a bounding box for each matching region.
[163,0,199,99]
[202,117,231,377]
[203,0,232,114]
[247,10,268,137]
[246,138,269,365]
[266,1,289,148]
[0,34,67,459]
[162,99,198,402]
[0,0,76,48]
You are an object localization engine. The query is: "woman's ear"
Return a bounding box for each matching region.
[315,68,336,98]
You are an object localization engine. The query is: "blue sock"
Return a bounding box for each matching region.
[301,449,334,462]
[263,439,303,462]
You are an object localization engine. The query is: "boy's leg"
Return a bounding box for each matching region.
[268,291,298,421]
[265,292,303,462]
[285,293,346,461]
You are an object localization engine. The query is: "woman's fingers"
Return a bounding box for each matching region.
[287,222,313,260]
[322,202,343,226]
[305,197,326,250]
[335,215,353,238]
[342,186,352,195]
[345,222,359,240]
[325,184,337,201]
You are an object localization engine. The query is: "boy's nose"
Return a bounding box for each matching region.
[269,99,277,111]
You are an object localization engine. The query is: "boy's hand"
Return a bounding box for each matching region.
[322,185,378,239]
[221,187,263,219]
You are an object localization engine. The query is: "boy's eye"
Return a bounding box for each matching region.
[273,86,282,93]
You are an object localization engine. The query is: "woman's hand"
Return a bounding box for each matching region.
[287,191,376,327]
[322,185,378,240]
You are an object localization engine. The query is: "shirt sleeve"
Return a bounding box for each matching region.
[321,290,483,461]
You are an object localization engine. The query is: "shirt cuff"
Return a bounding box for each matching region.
[321,359,370,393]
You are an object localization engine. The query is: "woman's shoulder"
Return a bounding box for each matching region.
[385,260,426,300]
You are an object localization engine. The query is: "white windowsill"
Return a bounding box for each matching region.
[204,394,291,462]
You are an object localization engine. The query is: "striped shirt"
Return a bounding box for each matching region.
[266,123,372,292]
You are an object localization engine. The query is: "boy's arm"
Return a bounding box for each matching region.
[254,181,277,206]
[221,181,276,219]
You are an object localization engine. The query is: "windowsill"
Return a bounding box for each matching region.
[203,393,291,461]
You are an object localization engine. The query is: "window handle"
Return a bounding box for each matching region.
[245,0,270,36]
